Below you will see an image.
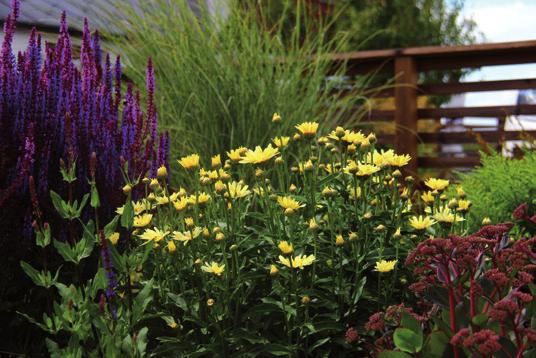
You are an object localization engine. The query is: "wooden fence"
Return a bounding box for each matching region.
[329,40,536,175]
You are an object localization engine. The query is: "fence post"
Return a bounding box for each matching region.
[394,56,418,176]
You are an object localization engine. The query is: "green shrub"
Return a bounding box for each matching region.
[107,0,359,176]
[459,149,536,232]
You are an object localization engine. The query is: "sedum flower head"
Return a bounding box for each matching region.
[295,122,319,136]
[278,254,315,269]
[374,259,397,273]
[409,215,435,230]
[424,178,449,191]
[278,240,294,255]
[201,261,225,276]
[178,154,200,170]
[240,145,279,165]
[133,213,153,228]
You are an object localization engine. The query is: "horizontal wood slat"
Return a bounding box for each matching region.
[377,130,536,145]
[418,156,481,168]
[366,104,536,121]
[420,78,536,95]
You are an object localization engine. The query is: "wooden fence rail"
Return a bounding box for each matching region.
[328,40,536,175]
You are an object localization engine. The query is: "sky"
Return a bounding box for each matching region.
[460,0,536,108]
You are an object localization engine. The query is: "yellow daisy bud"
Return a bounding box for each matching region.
[308,218,319,231]
[215,232,225,241]
[108,232,120,245]
[482,217,491,225]
[207,298,215,307]
[272,112,281,123]
[184,217,194,228]
[122,184,132,194]
[301,295,311,304]
[167,240,177,253]
[211,154,222,168]
[335,235,345,246]
[157,165,168,178]
[349,232,358,241]
[270,264,279,276]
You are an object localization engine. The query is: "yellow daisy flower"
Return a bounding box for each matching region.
[139,227,169,243]
[277,196,305,212]
[374,259,397,273]
[409,215,435,230]
[172,227,203,245]
[295,122,319,136]
[424,178,449,191]
[278,254,316,269]
[201,261,225,276]
[224,181,251,199]
[278,241,294,255]
[240,145,279,165]
[272,136,290,148]
[178,154,200,170]
[133,213,153,228]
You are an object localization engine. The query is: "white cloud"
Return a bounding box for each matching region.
[464,0,536,42]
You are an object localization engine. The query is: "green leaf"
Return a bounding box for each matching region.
[393,327,423,353]
[20,261,42,286]
[53,240,78,264]
[35,224,52,248]
[50,191,68,219]
[75,193,90,217]
[90,184,100,208]
[136,327,148,356]
[423,331,449,357]
[132,280,153,324]
[472,313,488,327]
[121,197,134,229]
[378,351,413,358]
[53,239,77,264]
[401,312,421,334]
[104,216,119,238]
[352,276,367,304]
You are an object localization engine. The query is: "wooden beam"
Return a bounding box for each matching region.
[418,104,536,118]
[331,40,536,75]
[377,130,536,145]
[419,78,536,95]
[419,156,481,168]
[394,57,419,175]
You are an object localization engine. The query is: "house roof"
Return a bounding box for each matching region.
[0,0,202,34]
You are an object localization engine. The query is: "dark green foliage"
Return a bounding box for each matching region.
[460,150,536,232]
